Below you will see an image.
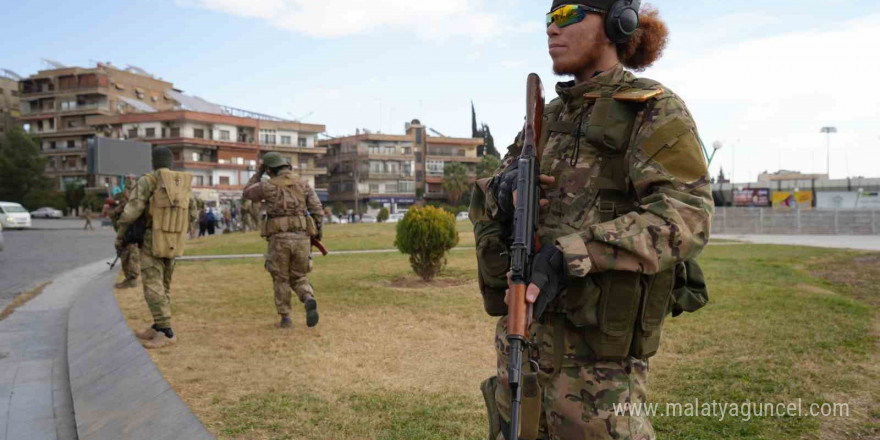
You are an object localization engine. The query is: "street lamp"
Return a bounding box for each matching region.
[709,140,723,167]
[820,126,837,177]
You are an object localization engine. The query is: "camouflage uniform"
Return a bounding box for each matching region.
[242,169,323,320]
[116,169,198,329]
[475,65,714,440]
[110,190,140,282]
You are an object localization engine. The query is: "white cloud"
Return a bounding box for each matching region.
[179,0,525,41]
[651,13,880,181]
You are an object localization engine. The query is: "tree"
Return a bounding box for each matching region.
[481,123,500,158]
[64,181,86,215]
[377,207,389,222]
[394,206,459,281]
[477,155,502,179]
[0,127,50,204]
[331,201,346,219]
[442,162,470,206]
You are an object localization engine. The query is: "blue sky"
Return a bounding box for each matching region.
[2,0,879,182]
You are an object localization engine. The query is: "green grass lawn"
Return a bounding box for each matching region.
[184,220,475,256]
[116,224,878,440]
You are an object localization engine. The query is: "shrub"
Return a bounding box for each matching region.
[377,207,389,222]
[394,206,459,281]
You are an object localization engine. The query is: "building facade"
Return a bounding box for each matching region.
[317,120,482,211]
[87,111,326,203]
[18,63,178,189]
[0,74,21,135]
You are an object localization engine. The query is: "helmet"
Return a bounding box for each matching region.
[261,152,288,169]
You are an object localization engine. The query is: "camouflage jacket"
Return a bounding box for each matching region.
[242,169,324,230]
[116,168,199,255]
[486,64,714,277]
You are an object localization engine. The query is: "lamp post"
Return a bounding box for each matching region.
[820,126,837,177]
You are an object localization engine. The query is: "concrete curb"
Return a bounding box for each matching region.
[66,268,214,440]
[178,246,474,261]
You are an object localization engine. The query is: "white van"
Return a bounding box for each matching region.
[0,202,33,229]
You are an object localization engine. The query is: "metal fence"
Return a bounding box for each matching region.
[712,207,880,235]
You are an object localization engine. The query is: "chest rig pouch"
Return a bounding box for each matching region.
[548,80,687,360]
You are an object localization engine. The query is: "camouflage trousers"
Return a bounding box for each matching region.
[492,313,655,440]
[140,248,176,328]
[121,244,140,281]
[266,232,314,315]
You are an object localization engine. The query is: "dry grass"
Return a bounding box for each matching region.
[114,232,880,440]
[0,282,50,321]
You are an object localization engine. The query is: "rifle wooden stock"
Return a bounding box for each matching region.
[311,237,329,256]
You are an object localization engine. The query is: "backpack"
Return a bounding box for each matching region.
[148,169,193,258]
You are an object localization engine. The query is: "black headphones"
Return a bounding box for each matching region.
[604,0,641,44]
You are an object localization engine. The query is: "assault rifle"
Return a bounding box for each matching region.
[507,73,545,440]
[311,237,329,256]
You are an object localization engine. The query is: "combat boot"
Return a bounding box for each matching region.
[114,278,138,289]
[142,328,177,349]
[279,314,292,328]
[305,298,319,328]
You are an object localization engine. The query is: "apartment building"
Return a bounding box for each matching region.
[0,72,21,135]
[317,119,482,210]
[18,62,177,189]
[87,111,326,202]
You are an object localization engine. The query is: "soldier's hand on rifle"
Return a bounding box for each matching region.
[114,237,124,252]
[505,243,566,320]
[493,164,555,221]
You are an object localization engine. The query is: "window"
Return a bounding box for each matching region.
[260,130,277,145]
[385,182,398,193]
[236,157,244,165]
[219,176,230,185]
[299,157,309,169]
[416,171,423,182]
[128,128,138,138]
[298,138,307,147]
[193,128,204,139]
[161,128,166,138]
[402,147,412,155]
[49,119,54,129]
[67,140,76,149]
[370,183,379,193]
[170,127,180,137]
[370,161,383,173]
[426,160,445,176]
[281,136,292,145]
[145,128,156,138]
[194,176,204,186]
[415,152,422,162]
[220,130,230,141]
[399,181,415,194]
[192,152,201,162]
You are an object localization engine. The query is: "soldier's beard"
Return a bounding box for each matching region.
[552,41,606,78]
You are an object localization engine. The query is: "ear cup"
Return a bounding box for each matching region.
[605,0,641,44]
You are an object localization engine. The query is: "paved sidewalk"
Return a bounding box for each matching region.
[714,234,880,251]
[0,260,112,440]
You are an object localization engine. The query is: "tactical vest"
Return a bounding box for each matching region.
[472,78,708,360]
[146,169,193,258]
[260,175,317,238]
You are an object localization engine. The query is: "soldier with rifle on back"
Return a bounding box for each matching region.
[470,1,714,439]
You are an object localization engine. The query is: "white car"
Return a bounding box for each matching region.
[456,211,470,221]
[360,215,377,224]
[386,213,405,223]
[0,202,32,229]
[31,207,63,219]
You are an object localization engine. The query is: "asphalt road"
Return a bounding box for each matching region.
[0,218,116,309]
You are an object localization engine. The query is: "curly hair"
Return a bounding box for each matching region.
[617,5,668,71]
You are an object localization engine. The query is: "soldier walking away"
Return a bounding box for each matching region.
[110,175,141,289]
[471,2,714,439]
[116,147,197,349]
[243,152,324,329]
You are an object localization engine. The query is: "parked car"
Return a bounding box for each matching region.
[0,202,32,229]
[31,207,64,219]
[360,215,377,224]
[456,211,470,221]
[386,213,405,223]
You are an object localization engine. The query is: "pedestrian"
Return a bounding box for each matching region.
[198,208,207,237]
[471,2,714,439]
[115,146,197,349]
[223,209,232,232]
[82,207,95,231]
[206,208,216,235]
[243,152,324,328]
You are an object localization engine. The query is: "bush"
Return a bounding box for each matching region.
[394,206,459,281]
[22,189,65,212]
[377,207,389,222]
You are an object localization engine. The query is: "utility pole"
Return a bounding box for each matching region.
[820,126,837,177]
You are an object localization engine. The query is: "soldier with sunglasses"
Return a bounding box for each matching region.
[471,1,714,439]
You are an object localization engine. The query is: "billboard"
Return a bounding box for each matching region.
[88,137,152,177]
[772,191,813,211]
[732,188,771,207]
[816,191,880,210]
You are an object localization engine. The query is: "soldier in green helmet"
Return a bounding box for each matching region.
[471,1,714,439]
[243,152,324,328]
